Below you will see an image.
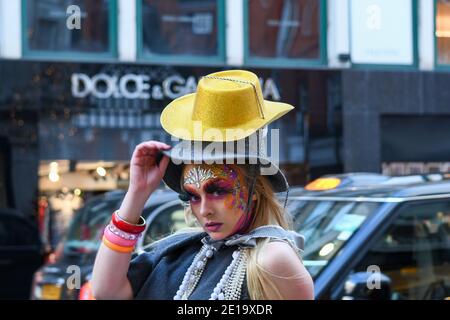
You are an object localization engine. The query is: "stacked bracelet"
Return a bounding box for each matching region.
[111,210,146,234]
[102,236,134,253]
[102,210,146,254]
[104,226,137,247]
[108,224,141,241]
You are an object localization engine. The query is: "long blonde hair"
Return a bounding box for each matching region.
[183,164,296,300]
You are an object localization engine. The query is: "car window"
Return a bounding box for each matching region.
[289,200,380,278]
[141,203,191,246]
[64,198,120,254]
[344,200,450,300]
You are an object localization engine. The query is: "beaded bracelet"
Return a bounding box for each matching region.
[103,226,137,248]
[102,236,134,253]
[111,210,146,234]
[108,224,142,241]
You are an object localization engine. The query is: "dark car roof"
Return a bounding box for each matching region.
[289,180,450,200]
[90,188,178,208]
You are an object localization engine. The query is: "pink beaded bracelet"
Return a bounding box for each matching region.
[108,224,142,241]
[103,226,137,248]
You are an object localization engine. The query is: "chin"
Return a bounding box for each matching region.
[207,232,228,241]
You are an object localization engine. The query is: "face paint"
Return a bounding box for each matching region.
[182,164,255,239]
[213,165,247,211]
[183,166,216,189]
[184,165,244,207]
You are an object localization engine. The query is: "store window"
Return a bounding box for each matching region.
[436,0,450,65]
[244,0,326,67]
[23,0,117,58]
[340,200,450,299]
[138,0,225,64]
[349,0,417,68]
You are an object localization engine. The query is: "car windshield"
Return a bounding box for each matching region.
[64,197,119,254]
[288,199,382,278]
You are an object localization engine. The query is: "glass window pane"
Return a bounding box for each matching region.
[291,200,379,278]
[348,201,450,300]
[25,0,112,53]
[436,0,450,65]
[141,0,220,56]
[142,204,188,246]
[248,0,321,59]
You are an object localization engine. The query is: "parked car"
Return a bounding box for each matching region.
[0,208,45,299]
[31,189,185,300]
[289,180,450,300]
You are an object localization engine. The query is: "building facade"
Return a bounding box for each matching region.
[1,0,450,222]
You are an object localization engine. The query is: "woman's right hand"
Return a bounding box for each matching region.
[128,141,171,198]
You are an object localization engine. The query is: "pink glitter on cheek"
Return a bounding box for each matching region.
[230,213,247,235]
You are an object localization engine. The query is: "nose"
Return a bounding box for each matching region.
[199,197,213,217]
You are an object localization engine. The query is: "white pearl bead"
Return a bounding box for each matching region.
[218,293,225,300]
[211,292,218,299]
[206,250,214,258]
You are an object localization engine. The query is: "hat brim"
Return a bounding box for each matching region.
[160,147,288,194]
[160,93,294,142]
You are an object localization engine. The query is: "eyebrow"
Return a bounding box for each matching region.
[183,177,230,192]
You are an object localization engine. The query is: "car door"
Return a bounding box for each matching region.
[332,199,450,300]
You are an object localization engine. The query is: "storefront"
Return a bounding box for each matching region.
[0,60,342,245]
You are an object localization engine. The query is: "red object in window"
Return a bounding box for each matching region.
[37,198,48,235]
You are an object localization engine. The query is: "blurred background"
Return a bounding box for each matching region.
[0,0,449,300]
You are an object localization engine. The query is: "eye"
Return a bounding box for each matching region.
[180,191,201,203]
[206,185,232,197]
[212,189,228,196]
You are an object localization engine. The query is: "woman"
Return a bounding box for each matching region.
[92,70,314,300]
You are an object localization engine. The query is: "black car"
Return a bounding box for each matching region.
[288,180,450,300]
[0,208,44,299]
[31,189,184,300]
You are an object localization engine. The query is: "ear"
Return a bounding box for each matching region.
[252,194,257,201]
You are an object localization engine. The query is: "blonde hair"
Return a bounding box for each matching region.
[182,164,297,300]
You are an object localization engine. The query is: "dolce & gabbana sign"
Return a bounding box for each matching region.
[71,73,281,101]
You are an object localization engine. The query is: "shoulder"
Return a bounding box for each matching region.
[258,240,314,299]
[258,241,303,277]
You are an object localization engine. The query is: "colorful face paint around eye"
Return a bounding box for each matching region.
[214,165,247,211]
[183,164,249,211]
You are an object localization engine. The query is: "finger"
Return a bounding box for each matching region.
[142,140,171,149]
[158,155,170,177]
[134,141,170,157]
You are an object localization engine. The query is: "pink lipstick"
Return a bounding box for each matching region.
[205,222,223,232]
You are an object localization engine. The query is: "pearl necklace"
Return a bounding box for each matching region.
[173,243,248,300]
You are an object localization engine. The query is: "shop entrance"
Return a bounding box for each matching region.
[37,160,130,251]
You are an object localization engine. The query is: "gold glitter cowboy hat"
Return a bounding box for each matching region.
[160,70,294,142]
